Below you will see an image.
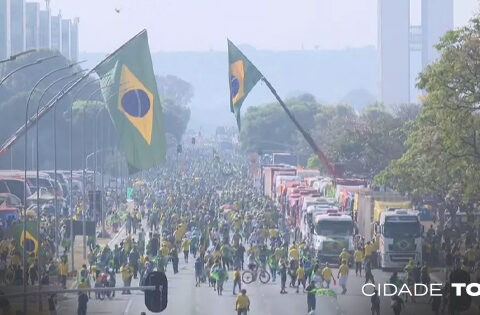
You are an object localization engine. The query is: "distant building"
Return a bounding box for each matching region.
[25,2,39,50]
[421,0,454,67]
[39,4,51,48]
[378,0,454,105]
[61,18,70,58]
[50,11,61,52]
[10,0,25,55]
[377,0,410,105]
[0,0,10,59]
[70,17,79,61]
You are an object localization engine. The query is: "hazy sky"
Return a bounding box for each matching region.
[46,0,479,52]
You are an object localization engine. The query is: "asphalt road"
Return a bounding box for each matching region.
[53,217,479,315]
[54,254,480,315]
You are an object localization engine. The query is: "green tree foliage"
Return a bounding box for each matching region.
[239,95,318,157]
[306,155,323,171]
[376,16,480,206]
[240,96,418,179]
[156,74,194,106]
[155,75,192,141]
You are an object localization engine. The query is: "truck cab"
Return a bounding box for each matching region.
[312,212,354,264]
[377,209,422,269]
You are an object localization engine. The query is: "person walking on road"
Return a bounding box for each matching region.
[279,260,288,294]
[337,260,349,294]
[77,278,89,315]
[391,294,404,315]
[233,267,242,295]
[235,289,250,315]
[296,263,306,293]
[306,281,316,314]
[120,262,133,294]
[364,261,375,284]
[58,259,68,289]
[370,289,380,315]
[48,294,57,315]
[321,263,335,289]
[171,247,180,274]
[354,247,363,276]
[195,257,203,287]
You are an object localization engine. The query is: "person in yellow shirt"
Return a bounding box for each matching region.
[120,263,133,294]
[364,241,373,264]
[354,248,364,276]
[58,260,69,289]
[339,248,351,265]
[182,238,191,263]
[233,267,242,295]
[321,263,335,288]
[235,289,250,315]
[289,246,299,262]
[337,260,349,294]
[296,264,306,293]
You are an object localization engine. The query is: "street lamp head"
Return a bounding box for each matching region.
[10,49,37,61]
[36,55,61,64]
[68,59,87,69]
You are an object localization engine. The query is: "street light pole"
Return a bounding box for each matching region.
[68,77,104,272]
[100,110,105,236]
[36,69,87,257]
[23,58,66,313]
[21,55,60,314]
[35,62,85,313]
[82,88,103,259]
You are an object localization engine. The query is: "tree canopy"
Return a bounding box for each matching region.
[376,16,480,207]
[239,95,419,179]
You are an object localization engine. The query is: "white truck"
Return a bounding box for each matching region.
[377,209,422,269]
[311,212,354,263]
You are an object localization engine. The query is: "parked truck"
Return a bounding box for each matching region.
[376,208,422,269]
[311,212,354,264]
[356,191,421,269]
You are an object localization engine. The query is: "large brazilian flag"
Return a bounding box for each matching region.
[95,30,166,173]
[228,39,262,130]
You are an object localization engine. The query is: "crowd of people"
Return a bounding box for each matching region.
[3,144,480,315]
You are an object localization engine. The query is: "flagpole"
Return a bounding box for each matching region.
[260,76,336,178]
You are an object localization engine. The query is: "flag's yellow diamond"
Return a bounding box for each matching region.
[118,65,154,144]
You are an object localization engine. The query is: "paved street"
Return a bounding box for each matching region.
[54,225,479,315]
[56,258,480,315]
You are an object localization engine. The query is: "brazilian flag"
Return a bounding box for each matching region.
[95,30,166,173]
[11,221,41,258]
[228,39,262,130]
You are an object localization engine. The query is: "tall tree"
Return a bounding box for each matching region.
[376,16,480,206]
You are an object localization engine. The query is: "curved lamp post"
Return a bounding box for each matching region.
[35,69,88,256]
[22,59,83,313]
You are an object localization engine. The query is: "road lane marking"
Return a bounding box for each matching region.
[124,298,133,315]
